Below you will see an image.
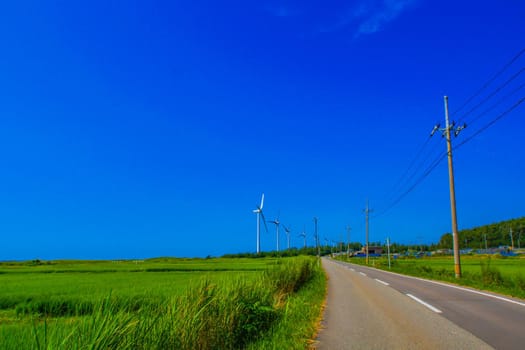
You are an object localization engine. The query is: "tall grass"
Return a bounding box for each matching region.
[338,255,525,299]
[0,256,322,350]
[248,261,326,350]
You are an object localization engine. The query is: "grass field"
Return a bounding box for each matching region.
[0,258,274,301]
[0,256,325,349]
[339,254,525,299]
[0,258,277,319]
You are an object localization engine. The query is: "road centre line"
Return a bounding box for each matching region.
[359,272,367,276]
[342,261,525,308]
[375,278,390,286]
[406,294,442,313]
[350,268,355,271]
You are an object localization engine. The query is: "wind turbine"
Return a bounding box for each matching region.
[253,193,268,254]
[299,225,307,248]
[283,225,291,250]
[268,214,281,252]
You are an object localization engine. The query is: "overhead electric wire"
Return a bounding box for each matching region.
[383,94,525,215]
[374,48,525,218]
[386,135,433,201]
[378,95,525,218]
[454,95,525,152]
[375,148,448,218]
[465,82,525,127]
[459,66,525,124]
[401,137,444,190]
[450,47,525,119]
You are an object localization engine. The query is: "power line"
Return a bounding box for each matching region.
[465,82,525,127]
[377,94,525,217]
[460,66,525,124]
[375,150,447,218]
[396,137,444,196]
[451,47,525,119]
[379,131,446,217]
[386,135,433,201]
[454,95,525,152]
[378,133,446,216]
[375,48,525,218]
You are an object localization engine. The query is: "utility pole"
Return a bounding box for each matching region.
[387,237,391,269]
[346,225,351,255]
[431,96,465,278]
[484,234,488,250]
[363,200,373,265]
[510,227,514,250]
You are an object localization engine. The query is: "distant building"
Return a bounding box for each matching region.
[361,246,383,255]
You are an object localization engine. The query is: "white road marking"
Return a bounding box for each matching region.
[405,276,525,308]
[386,268,525,307]
[350,268,355,271]
[406,294,442,313]
[359,272,367,276]
[338,260,525,308]
[375,278,390,286]
[332,258,525,313]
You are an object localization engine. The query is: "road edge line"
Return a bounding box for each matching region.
[339,259,525,308]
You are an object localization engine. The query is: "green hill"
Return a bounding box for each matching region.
[436,217,525,250]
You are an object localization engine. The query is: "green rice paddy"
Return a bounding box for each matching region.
[0,256,325,349]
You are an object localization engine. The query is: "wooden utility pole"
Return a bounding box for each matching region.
[346,225,351,255]
[444,96,463,278]
[387,237,391,269]
[363,200,373,265]
[431,96,465,278]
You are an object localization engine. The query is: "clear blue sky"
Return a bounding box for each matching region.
[1,1,524,260]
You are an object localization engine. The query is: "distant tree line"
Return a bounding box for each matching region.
[435,216,525,250]
[222,247,319,258]
[222,243,366,258]
[223,217,525,258]
[355,217,525,252]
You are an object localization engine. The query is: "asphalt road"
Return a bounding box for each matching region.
[315,258,525,349]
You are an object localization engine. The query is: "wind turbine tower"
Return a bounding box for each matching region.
[268,215,281,251]
[314,217,320,258]
[283,225,291,249]
[253,194,268,254]
[299,226,307,248]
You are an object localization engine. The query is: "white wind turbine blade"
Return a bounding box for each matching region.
[260,193,265,209]
[260,211,268,232]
